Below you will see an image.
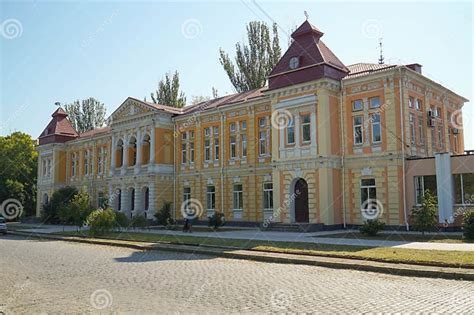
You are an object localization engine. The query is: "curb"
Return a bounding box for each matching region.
[8,231,474,281]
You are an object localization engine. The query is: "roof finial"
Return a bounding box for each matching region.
[54,101,61,107]
[378,38,384,65]
[304,10,309,20]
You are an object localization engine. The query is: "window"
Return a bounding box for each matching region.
[369,96,380,109]
[259,131,267,156]
[233,184,243,210]
[183,187,191,204]
[418,116,425,144]
[263,183,273,210]
[189,131,194,139]
[438,126,443,146]
[409,97,414,108]
[259,117,266,128]
[409,114,416,144]
[98,147,107,175]
[84,151,90,175]
[454,134,459,152]
[454,173,474,205]
[181,143,187,164]
[352,99,363,111]
[301,114,311,143]
[371,113,381,143]
[230,136,237,159]
[415,99,422,111]
[181,132,187,141]
[214,138,219,160]
[230,123,236,133]
[414,175,437,204]
[241,134,247,158]
[47,159,51,177]
[353,116,363,145]
[144,187,149,211]
[207,186,215,210]
[213,126,219,136]
[71,153,77,177]
[437,107,442,118]
[204,139,211,161]
[116,189,121,211]
[189,142,195,163]
[241,121,247,130]
[286,118,295,144]
[360,178,376,209]
[204,127,211,137]
[130,188,135,211]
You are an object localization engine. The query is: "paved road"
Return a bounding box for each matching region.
[1,235,473,314]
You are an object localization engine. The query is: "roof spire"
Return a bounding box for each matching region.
[378,38,384,65]
[304,10,309,20]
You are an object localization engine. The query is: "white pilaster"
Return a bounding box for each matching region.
[135,129,142,174]
[121,134,129,175]
[110,134,116,175]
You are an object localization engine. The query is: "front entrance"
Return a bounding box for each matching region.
[294,178,309,223]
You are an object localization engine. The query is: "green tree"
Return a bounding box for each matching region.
[410,190,439,236]
[42,186,78,224]
[87,207,116,236]
[150,71,186,108]
[0,132,38,217]
[154,201,173,227]
[64,97,106,133]
[219,21,281,92]
[68,190,94,230]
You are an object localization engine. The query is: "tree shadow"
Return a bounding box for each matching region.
[114,248,216,263]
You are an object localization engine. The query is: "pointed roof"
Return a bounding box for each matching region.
[38,107,79,145]
[268,20,348,90]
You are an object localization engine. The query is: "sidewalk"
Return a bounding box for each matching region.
[11,224,474,252]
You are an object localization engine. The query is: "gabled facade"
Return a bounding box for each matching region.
[36,20,471,229]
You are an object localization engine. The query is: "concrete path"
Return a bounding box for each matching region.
[10,223,474,251]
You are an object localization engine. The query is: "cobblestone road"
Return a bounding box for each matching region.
[0,235,473,313]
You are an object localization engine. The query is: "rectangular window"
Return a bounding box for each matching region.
[241,121,247,130]
[183,187,191,205]
[360,178,376,209]
[181,132,187,140]
[409,114,416,144]
[371,113,381,143]
[204,139,211,161]
[409,97,414,108]
[415,99,422,111]
[301,114,311,143]
[189,131,194,139]
[263,183,273,210]
[369,96,380,109]
[353,116,363,145]
[181,143,187,164]
[189,142,195,163]
[204,127,211,137]
[287,118,295,144]
[352,99,363,111]
[214,138,219,160]
[233,184,243,210]
[207,186,215,210]
[241,134,247,158]
[418,116,424,144]
[230,123,236,133]
[230,136,237,159]
[438,126,443,146]
[414,175,437,204]
[454,134,458,152]
[259,131,267,156]
[259,117,266,128]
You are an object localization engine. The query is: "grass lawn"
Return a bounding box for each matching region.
[315,231,472,243]
[54,230,474,268]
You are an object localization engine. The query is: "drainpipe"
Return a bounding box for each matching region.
[399,68,409,231]
[219,110,225,217]
[172,118,177,223]
[340,81,347,229]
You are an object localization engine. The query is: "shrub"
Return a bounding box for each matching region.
[68,190,94,230]
[154,201,173,227]
[360,219,385,236]
[130,215,148,229]
[86,208,116,236]
[208,212,225,230]
[41,186,78,224]
[115,211,130,231]
[410,190,438,236]
[463,210,474,240]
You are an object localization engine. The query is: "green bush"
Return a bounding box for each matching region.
[131,215,148,229]
[41,186,78,224]
[154,201,173,227]
[208,212,225,230]
[86,208,116,236]
[360,219,385,236]
[115,211,130,230]
[64,190,94,230]
[410,190,439,236]
[463,210,474,240]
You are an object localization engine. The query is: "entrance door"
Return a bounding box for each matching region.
[294,178,309,223]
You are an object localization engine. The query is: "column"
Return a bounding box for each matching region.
[134,183,142,216]
[110,134,116,175]
[148,181,156,217]
[121,183,128,215]
[135,129,142,175]
[148,127,156,171]
[294,113,300,149]
[310,111,317,151]
[121,134,129,175]
[108,183,114,210]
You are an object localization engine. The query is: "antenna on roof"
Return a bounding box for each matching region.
[378,38,384,65]
[304,10,309,20]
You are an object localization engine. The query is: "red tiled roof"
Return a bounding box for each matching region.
[345,63,398,79]
[38,108,79,144]
[79,126,111,139]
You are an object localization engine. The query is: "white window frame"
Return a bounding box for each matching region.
[204,139,211,162]
[230,136,237,159]
[360,178,376,209]
[409,114,416,144]
[369,96,380,109]
[206,185,215,211]
[259,131,267,156]
[263,183,273,210]
[301,114,311,143]
[371,113,381,143]
[353,116,363,145]
[233,184,243,210]
[352,99,363,111]
[286,118,295,145]
[181,143,187,164]
[189,142,195,163]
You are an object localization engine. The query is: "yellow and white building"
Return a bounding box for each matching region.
[36,20,472,230]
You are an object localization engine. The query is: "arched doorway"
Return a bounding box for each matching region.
[294,178,309,223]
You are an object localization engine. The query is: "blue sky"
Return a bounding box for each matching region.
[1,0,472,149]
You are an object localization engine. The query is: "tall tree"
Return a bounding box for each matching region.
[151,71,186,108]
[219,21,281,93]
[0,132,38,217]
[64,97,106,133]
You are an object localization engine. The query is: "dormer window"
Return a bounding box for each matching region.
[289,56,300,70]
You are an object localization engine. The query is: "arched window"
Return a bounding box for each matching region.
[142,134,151,165]
[144,187,150,211]
[116,140,124,167]
[116,188,122,211]
[129,137,137,166]
[130,188,135,211]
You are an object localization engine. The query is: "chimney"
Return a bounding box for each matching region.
[406,63,422,74]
